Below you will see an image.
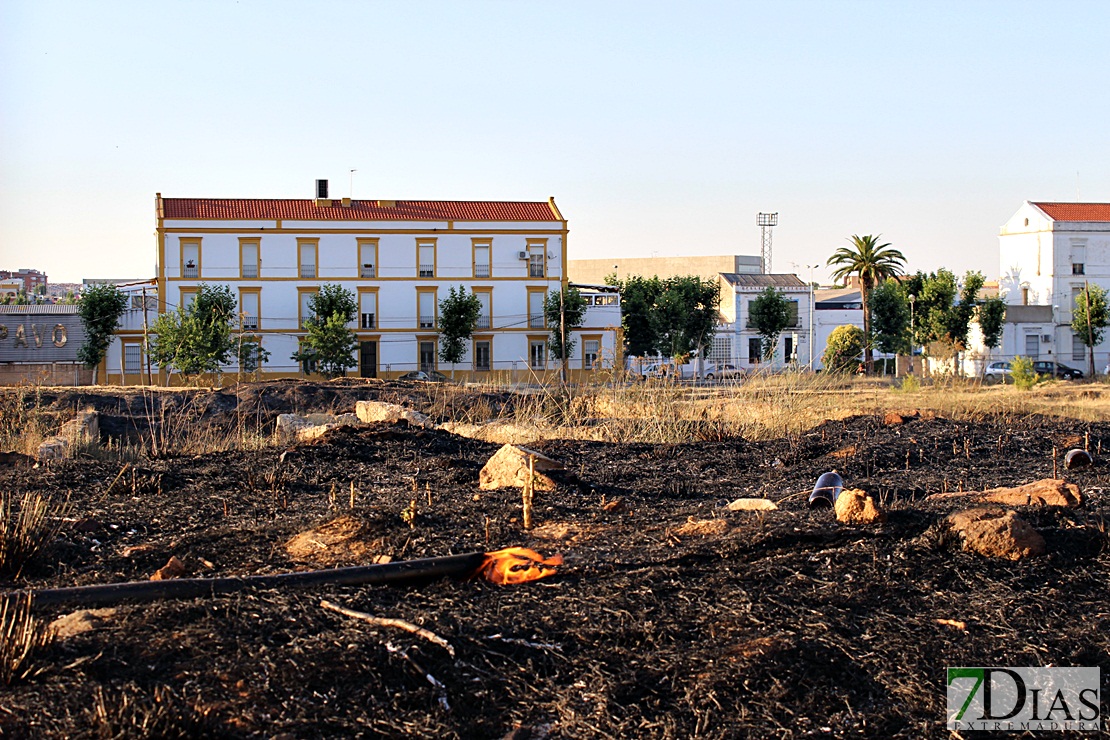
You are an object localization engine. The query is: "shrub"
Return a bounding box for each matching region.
[1010,356,1039,391]
[823,325,866,373]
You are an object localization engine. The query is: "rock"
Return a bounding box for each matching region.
[60,411,98,444]
[150,555,186,581]
[834,489,886,525]
[276,412,362,442]
[883,412,905,425]
[354,401,431,428]
[37,436,69,461]
[726,497,778,512]
[284,515,382,566]
[927,478,1082,508]
[478,444,562,491]
[601,498,626,513]
[49,608,117,640]
[674,517,730,536]
[946,507,1045,560]
[438,421,543,445]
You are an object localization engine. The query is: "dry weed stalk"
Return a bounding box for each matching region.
[1,489,69,577]
[0,592,53,685]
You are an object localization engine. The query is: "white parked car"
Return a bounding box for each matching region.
[983,361,1012,384]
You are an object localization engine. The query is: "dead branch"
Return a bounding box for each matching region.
[320,599,455,658]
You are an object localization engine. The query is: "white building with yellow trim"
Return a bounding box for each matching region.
[111,189,619,385]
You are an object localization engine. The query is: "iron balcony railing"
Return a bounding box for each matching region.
[360,265,376,278]
[361,313,376,329]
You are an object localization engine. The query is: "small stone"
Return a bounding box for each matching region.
[946,507,1045,560]
[601,499,626,513]
[150,555,186,581]
[674,517,730,536]
[726,498,778,512]
[834,489,886,525]
[49,608,117,640]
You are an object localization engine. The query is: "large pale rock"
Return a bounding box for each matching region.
[285,515,382,566]
[834,489,886,525]
[60,411,98,444]
[438,421,543,445]
[479,444,562,491]
[927,478,1082,508]
[946,507,1045,560]
[37,436,69,460]
[355,401,431,428]
[276,412,362,442]
[726,497,778,512]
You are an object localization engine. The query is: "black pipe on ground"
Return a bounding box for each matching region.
[11,552,490,610]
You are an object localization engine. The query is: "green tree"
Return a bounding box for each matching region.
[827,234,906,372]
[976,296,1006,377]
[868,279,911,355]
[823,325,866,373]
[292,284,358,378]
[1071,283,1108,377]
[652,276,721,361]
[607,274,663,360]
[148,284,237,382]
[748,286,792,361]
[235,333,270,378]
[77,283,129,384]
[545,286,587,362]
[438,286,482,373]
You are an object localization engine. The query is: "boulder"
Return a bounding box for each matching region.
[37,436,69,461]
[276,412,362,442]
[60,411,98,444]
[834,489,886,525]
[355,401,431,428]
[726,497,778,512]
[927,478,1082,508]
[478,444,562,491]
[946,507,1045,560]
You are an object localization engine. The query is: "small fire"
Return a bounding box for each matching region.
[476,547,564,585]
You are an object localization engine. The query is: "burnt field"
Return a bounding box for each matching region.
[1,381,1108,738]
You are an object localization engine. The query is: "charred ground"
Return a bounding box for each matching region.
[1,381,1108,738]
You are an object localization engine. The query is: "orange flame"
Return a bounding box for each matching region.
[477,547,564,585]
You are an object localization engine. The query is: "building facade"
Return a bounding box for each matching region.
[997,201,1110,373]
[569,254,761,286]
[718,273,813,368]
[0,269,48,295]
[127,190,619,385]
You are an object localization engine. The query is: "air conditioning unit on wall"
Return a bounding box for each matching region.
[518,251,528,260]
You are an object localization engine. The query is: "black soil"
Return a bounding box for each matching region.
[1,381,1108,739]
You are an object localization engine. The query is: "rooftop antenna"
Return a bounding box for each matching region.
[757,212,778,274]
[350,169,357,199]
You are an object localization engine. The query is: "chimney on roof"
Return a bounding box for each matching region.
[376,200,396,208]
[314,179,332,207]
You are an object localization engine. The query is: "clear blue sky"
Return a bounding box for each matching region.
[2,0,1108,284]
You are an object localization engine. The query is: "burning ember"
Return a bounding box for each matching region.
[476,547,564,585]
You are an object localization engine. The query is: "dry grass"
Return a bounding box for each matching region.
[0,490,69,577]
[0,592,53,685]
[0,385,61,457]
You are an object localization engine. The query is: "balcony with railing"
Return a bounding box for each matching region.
[360,264,376,278]
[241,316,259,331]
[241,265,258,279]
[300,265,316,278]
[360,313,376,329]
[476,315,490,329]
[418,264,434,278]
[474,264,490,278]
[183,263,198,278]
[529,313,545,328]
[419,314,435,329]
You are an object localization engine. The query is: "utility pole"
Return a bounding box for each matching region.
[1084,281,1095,378]
[141,284,152,386]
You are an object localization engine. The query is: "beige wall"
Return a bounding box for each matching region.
[0,363,93,386]
[569,255,761,285]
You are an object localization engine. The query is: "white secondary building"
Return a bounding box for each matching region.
[717,273,813,369]
[996,201,1110,373]
[108,187,620,385]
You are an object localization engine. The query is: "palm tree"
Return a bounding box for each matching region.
[827,234,906,373]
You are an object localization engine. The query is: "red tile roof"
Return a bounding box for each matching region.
[1032,202,1110,222]
[161,198,561,222]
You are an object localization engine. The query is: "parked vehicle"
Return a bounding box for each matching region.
[712,364,744,381]
[399,370,451,382]
[982,361,1012,384]
[1031,361,1084,380]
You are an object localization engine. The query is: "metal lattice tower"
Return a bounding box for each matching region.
[757,212,778,274]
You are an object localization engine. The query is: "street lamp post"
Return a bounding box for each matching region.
[908,294,915,373]
[807,264,820,368]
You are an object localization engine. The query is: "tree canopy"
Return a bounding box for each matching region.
[148,284,237,381]
[747,286,792,361]
[438,286,482,368]
[827,235,906,371]
[1071,284,1108,377]
[544,286,587,362]
[291,284,359,378]
[77,283,129,382]
[867,279,911,355]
